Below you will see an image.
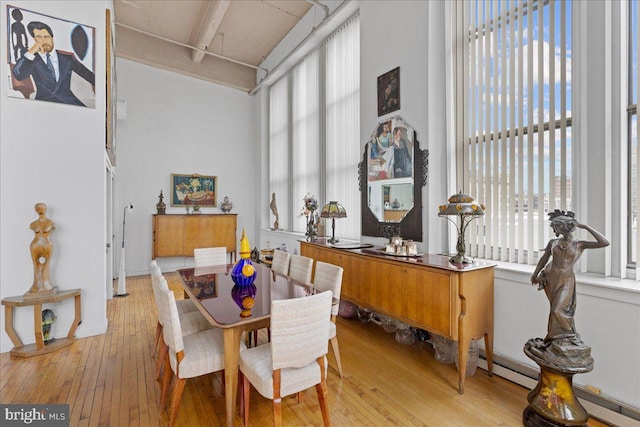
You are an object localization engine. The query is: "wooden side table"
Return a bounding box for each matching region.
[1,289,81,357]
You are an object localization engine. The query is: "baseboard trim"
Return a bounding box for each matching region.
[476,356,640,427]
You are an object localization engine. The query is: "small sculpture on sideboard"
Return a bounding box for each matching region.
[156,190,166,215]
[219,196,233,213]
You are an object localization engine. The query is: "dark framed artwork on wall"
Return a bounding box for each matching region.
[377,67,400,116]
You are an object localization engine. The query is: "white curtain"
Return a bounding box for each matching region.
[269,76,290,231]
[292,49,320,233]
[324,14,361,241]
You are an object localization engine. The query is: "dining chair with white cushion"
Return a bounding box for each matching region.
[150,262,212,380]
[288,254,313,285]
[271,249,291,276]
[151,261,199,358]
[312,261,344,377]
[158,279,244,427]
[239,290,333,427]
[193,246,227,267]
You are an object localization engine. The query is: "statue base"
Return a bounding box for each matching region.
[523,407,586,427]
[523,339,593,427]
[24,286,58,300]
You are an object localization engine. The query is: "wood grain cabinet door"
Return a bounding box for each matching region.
[153,215,184,257]
[401,265,455,338]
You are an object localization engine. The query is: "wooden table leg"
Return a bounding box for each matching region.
[4,305,22,348]
[33,303,44,350]
[223,327,243,427]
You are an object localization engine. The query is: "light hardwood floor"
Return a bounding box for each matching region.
[0,274,610,426]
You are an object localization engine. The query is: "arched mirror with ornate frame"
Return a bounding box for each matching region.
[359,116,428,241]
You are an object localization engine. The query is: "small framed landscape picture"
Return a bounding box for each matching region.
[171,174,217,207]
[377,67,400,116]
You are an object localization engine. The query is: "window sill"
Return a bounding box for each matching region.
[479,259,640,305]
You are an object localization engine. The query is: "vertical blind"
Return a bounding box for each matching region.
[324,15,361,240]
[292,49,320,233]
[632,0,640,275]
[453,0,571,264]
[269,76,290,230]
[269,14,360,240]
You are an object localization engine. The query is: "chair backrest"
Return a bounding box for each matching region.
[194,247,227,267]
[150,260,164,322]
[157,276,184,353]
[270,290,332,370]
[271,249,291,275]
[312,261,344,317]
[288,254,313,284]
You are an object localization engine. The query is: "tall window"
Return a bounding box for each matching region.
[325,16,361,240]
[269,76,290,230]
[629,0,639,267]
[292,50,320,233]
[454,0,572,264]
[269,14,360,239]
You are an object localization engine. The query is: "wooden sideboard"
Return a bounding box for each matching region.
[300,240,495,394]
[152,214,237,260]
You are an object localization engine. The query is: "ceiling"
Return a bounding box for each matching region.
[113,0,313,92]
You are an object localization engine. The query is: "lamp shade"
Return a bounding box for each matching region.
[437,192,485,217]
[438,191,485,264]
[320,201,347,244]
[320,201,347,218]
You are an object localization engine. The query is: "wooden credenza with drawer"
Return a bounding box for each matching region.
[300,240,495,394]
[152,214,237,260]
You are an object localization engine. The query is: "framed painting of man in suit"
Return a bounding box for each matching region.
[6,5,96,108]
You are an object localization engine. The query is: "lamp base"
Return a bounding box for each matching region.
[449,253,473,264]
[327,237,339,244]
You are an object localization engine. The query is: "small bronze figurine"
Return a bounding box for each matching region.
[270,192,279,230]
[156,190,166,215]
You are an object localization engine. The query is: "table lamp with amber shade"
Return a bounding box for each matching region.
[320,201,347,244]
[438,191,485,264]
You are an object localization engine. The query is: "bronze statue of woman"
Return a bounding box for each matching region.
[27,202,56,295]
[530,210,609,348]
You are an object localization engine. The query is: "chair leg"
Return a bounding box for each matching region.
[272,369,282,427]
[315,357,331,427]
[330,336,343,378]
[153,321,162,357]
[160,353,173,410]
[169,377,186,427]
[156,340,168,380]
[242,371,251,427]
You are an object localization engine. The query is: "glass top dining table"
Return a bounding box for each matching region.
[176,262,319,427]
[177,262,313,325]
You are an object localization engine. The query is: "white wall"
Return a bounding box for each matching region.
[0,1,110,352]
[114,59,259,275]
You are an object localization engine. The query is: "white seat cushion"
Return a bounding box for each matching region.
[328,321,336,340]
[239,344,327,399]
[176,298,198,314]
[170,328,247,378]
[179,310,213,336]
